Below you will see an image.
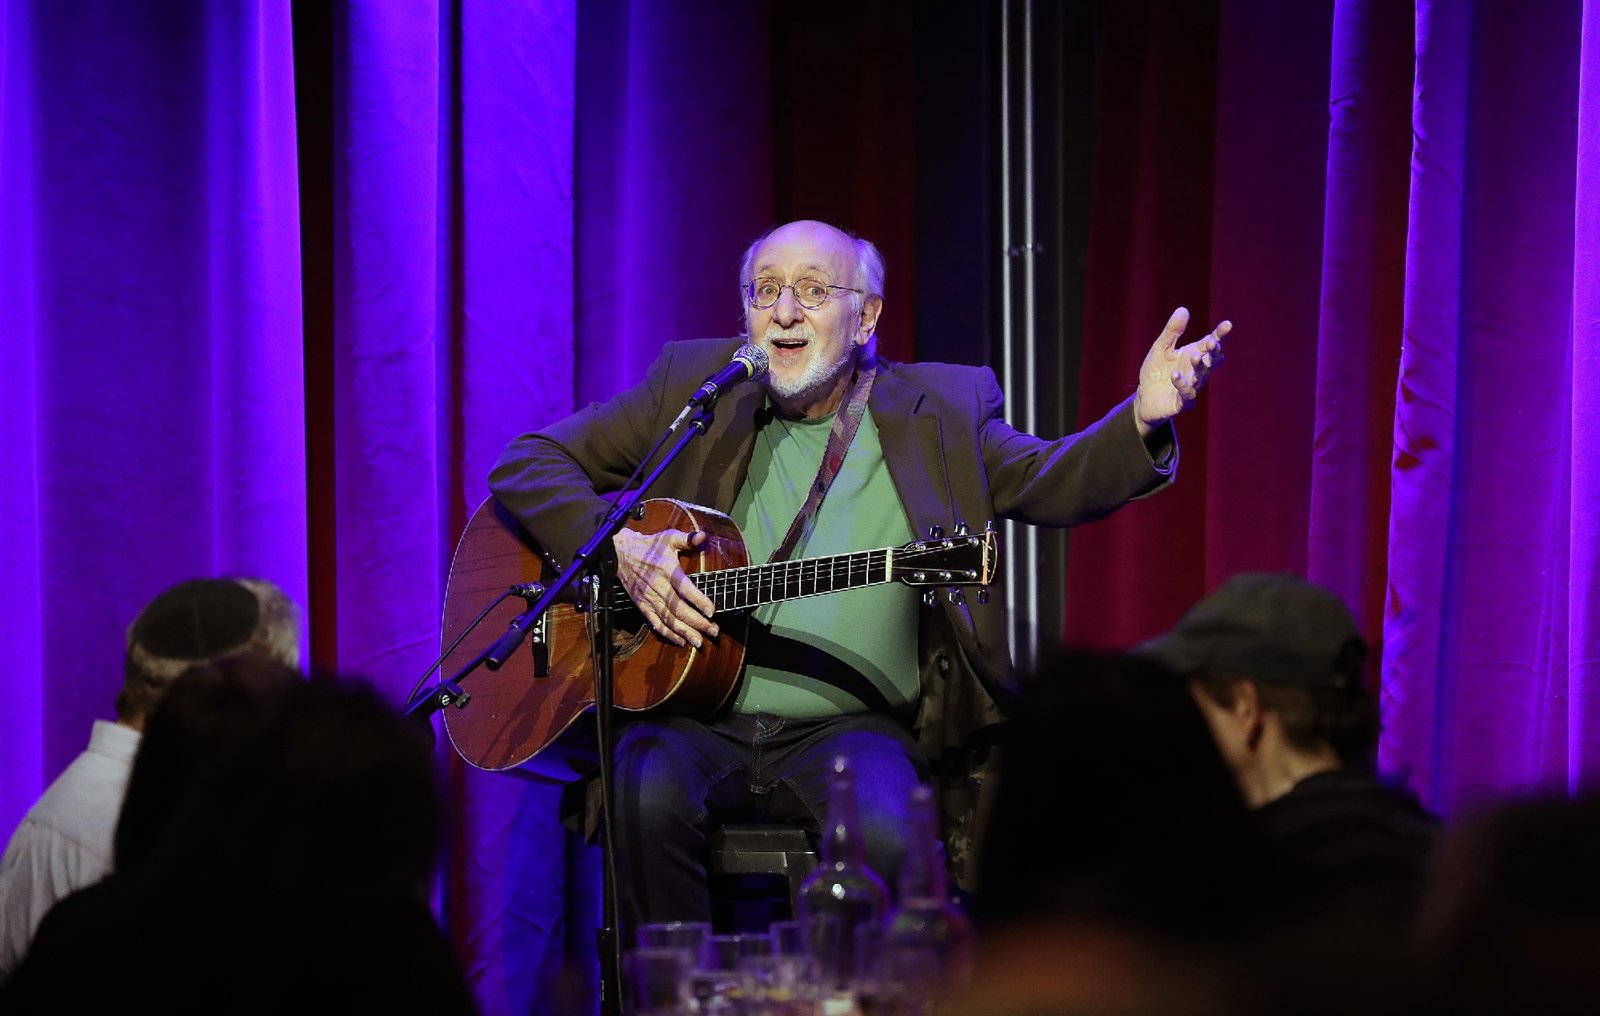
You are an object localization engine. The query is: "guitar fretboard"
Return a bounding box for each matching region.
[601,536,990,614]
[694,548,894,611]
[605,547,898,613]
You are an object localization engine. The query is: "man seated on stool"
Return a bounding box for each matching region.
[490,219,1230,933]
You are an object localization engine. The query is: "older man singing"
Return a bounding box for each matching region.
[489,219,1228,933]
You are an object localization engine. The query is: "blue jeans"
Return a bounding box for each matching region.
[611,710,928,935]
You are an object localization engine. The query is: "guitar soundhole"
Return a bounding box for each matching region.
[611,622,650,660]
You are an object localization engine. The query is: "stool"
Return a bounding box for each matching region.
[707,823,820,933]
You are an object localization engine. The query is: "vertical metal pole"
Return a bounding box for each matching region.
[998,0,1044,675]
[1019,0,1041,673]
[999,0,1014,415]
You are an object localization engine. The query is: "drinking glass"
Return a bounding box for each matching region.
[740,953,820,1015]
[623,947,691,1015]
[768,919,806,957]
[637,920,712,961]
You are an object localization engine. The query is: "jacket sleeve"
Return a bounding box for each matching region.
[974,368,1178,527]
[487,343,688,569]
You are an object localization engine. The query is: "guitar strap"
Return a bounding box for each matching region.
[767,362,877,565]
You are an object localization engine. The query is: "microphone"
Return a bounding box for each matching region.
[688,344,769,407]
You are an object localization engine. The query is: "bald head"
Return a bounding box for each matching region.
[739,220,885,307]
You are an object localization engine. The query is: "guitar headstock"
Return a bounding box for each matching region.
[892,522,1000,597]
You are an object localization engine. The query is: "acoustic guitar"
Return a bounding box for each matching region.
[438,496,998,779]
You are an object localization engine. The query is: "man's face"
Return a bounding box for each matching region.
[1189,679,1255,779]
[744,221,882,419]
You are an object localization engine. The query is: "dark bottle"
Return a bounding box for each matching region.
[796,755,890,993]
[880,784,975,1003]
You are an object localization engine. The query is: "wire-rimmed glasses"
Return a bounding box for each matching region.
[745,277,863,311]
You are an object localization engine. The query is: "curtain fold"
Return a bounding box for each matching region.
[449,3,584,1012]
[328,2,776,1009]
[574,0,773,402]
[0,0,306,837]
[331,1,444,690]
[0,0,45,831]
[1572,1,1600,790]
[1064,1,1221,645]
[1203,0,1335,586]
[1308,0,1411,647]
[1067,0,1600,806]
[1379,0,1470,799]
[1384,0,1586,809]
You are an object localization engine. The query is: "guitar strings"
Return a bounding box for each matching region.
[602,543,989,612]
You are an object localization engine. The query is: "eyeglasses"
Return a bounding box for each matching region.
[744,277,864,311]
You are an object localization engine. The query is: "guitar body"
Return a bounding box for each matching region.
[439,498,749,775]
[438,495,996,778]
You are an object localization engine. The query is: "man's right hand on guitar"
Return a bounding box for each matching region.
[612,527,720,649]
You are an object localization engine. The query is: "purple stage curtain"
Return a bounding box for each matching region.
[1575,0,1600,791]
[332,3,773,1011]
[1307,0,1412,653]
[1066,0,1222,636]
[1,2,793,1011]
[0,0,46,830]
[1066,0,1600,809]
[1384,0,1599,808]
[0,1,306,833]
[327,5,589,1011]
[573,0,774,402]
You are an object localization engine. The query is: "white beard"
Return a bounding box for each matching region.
[762,324,857,410]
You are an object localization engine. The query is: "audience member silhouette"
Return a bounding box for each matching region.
[1136,573,1439,931]
[977,651,1262,939]
[960,652,1265,1014]
[111,654,303,872]
[1413,793,1600,1014]
[2,674,475,1015]
[0,577,298,977]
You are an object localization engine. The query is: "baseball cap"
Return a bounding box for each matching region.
[1133,573,1366,691]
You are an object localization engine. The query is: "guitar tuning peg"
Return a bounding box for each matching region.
[923,589,938,608]
[977,588,990,605]
[949,589,966,607]
[954,521,970,536]
[928,524,944,539]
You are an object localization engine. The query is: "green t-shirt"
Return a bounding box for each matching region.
[729,405,920,718]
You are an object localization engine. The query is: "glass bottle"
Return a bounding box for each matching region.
[796,755,890,995]
[880,784,975,1005]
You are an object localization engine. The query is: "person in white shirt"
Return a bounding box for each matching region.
[0,577,299,978]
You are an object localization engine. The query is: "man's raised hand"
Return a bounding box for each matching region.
[1133,307,1231,436]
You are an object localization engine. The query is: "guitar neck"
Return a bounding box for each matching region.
[693,548,898,612]
[597,527,992,614]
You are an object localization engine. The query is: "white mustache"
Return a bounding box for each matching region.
[764,325,815,342]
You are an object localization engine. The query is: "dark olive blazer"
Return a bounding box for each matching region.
[488,338,1176,884]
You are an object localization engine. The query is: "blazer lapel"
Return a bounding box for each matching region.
[870,366,954,540]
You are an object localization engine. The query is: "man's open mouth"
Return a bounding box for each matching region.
[771,338,808,350]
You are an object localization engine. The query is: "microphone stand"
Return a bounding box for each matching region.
[401,585,546,725]
[430,400,720,1016]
